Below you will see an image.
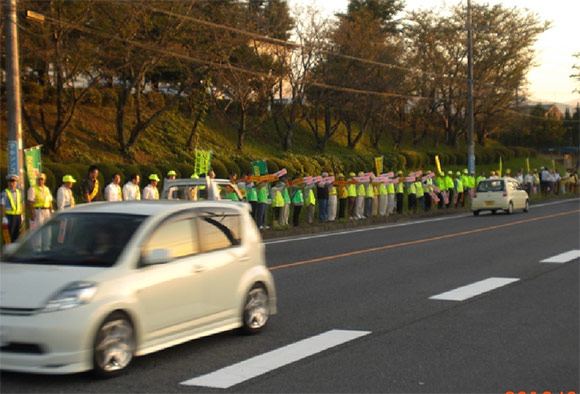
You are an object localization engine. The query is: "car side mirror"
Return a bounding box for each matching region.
[142,248,173,265]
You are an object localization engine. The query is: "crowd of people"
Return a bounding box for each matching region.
[2,163,579,243]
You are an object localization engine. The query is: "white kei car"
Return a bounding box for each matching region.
[0,200,276,376]
[471,177,530,215]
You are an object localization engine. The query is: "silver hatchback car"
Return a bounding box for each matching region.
[1,201,276,376]
[472,177,530,215]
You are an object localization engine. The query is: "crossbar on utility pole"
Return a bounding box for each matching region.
[467,0,475,174]
[4,0,25,190]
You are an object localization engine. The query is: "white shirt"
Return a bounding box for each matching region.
[524,174,534,184]
[105,183,123,201]
[56,185,75,210]
[142,184,159,200]
[515,174,524,184]
[122,182,141,201]
[27,185,53,208]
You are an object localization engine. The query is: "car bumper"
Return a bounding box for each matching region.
[472,199,508,211]
[0,307,97,374]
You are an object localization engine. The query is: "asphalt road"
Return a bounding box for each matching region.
[2,198,579,393]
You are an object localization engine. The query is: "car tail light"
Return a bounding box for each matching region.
[503,191,507,197]
[473,193,477,198]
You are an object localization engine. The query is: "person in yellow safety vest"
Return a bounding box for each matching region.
[1,174,24,243]
[372,180,379,216]
[28,173,54,229]
[387,177,396,215]
[57,174,77,211]
[444,170,454,208]
[476,171,486,186]
[364,176,375,218]
[414,177,423,212]
[436,172,446,209]
[327,172,338,222]
[271,180,285,228]
[378,179,388,217]
[423,173,433,211]
[142,174,160,200]
[280,177,291,226]
[395,170,405,214]
[291,180,304,226]
[256,181,270,229]
[304,180,317,224]
[246,181,258,222]
[356,172,366,219]
[337,173,349,220]
[347,172,357,219]
[460,169,471,206]
[454,171,464,207]
[532,169,540,195]
[407,173,417,213]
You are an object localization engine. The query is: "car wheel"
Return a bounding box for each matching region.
[93,311,135,377]
[473,210,479,216]
[506,202,513,215]
[241,285,270,335]
[524,200,529,213]
[491,210,497,215]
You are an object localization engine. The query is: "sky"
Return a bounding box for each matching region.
[290,0,580,108]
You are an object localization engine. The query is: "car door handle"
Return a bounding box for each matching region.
[193,264,205,273]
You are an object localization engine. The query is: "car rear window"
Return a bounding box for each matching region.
[477,180,505,192]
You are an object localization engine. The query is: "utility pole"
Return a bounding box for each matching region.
[466,0,475,174]
[4,0,24,189]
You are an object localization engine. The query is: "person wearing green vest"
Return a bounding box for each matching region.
[407,174,417,213]
[328,173,338,222]
[444,170,454,208]
[304,181,317,224]
[364,177,375,218]
[280,177,291,227]
[387,178,396,215]
[246,181,259,222]
[460,169,470,206]
[356,172,366,219]
[337,173,349,220]
[454,171,464,208]
[291,180,305,226]
[414,178,424,212]
[347,172,357,220]
[1,174,24,243]
[271,181,285,228]
[436,172,446,209]
[423,174,433,211]
[378,180,388,217]
[256,181,269,230]
[395,170,405,214]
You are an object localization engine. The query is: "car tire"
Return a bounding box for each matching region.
[491,210,497,215]
[92,311,135,378]
[524,200,529,213]
[241,285,270,335]
[506,202,513,215]
[473,210,479,216]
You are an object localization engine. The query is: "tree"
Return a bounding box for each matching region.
[19,0,107,157]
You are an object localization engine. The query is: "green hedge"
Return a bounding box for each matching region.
[211,159,228,178]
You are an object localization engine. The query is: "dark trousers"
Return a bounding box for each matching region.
[257,203,268,228]
[6,214,22,243]
[318,198,328,222]
[338,198,347,219]
[292,205,302,226]
[250,201,258,222]
[348,197,356,218]
[447,190,454,208]
[396,193,404,214]
[424,192,431,210]
[364,197,373,217]
[408,194,416,212]
[438,192,444,209]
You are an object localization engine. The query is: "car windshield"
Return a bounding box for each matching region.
[477,180,505,192]
[3,213,146,267]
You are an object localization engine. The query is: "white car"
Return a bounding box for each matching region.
[472,177,530,215]
[0,201,276,376]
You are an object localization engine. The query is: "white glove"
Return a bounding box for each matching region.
[2,217,8,226]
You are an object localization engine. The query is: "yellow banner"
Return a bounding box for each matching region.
[435,155,442,174]
[526,157,530,173]
[375,156,383,176]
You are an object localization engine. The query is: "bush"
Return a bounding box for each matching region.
[175,162,195,178]
[396,154,407,170]
[219,158,241,177]
[82,88,103,107]
[233,157,253,176]
[96,162,123,184]
[119,164,140,184]
[211,159,228,178]
[401,150,422,169]
[101,88,117,107]
[265,159,279,174]
[454,152,466,165]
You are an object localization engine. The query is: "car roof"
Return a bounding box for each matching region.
[61,200,247,217]
[163,178,233,187]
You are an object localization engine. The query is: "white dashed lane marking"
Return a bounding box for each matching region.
[540,249,580,264]
[180,329,371,389]
[429,277,520,302]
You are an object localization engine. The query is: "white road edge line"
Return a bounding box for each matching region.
[540,249,580,263]
[265,198,579,245]
[180,329,371,389]
[429,277,520,302]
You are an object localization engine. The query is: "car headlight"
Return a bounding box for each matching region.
[42,281,97,313]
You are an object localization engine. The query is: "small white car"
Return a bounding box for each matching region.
[0,201,276,376]
[472,177,530,215]
[162,178,241,201]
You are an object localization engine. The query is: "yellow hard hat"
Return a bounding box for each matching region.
[190,174,199,179]
[167,170,177,176]
[349,172,356,177]
[62,174,76,183]
[149,174,160,182]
